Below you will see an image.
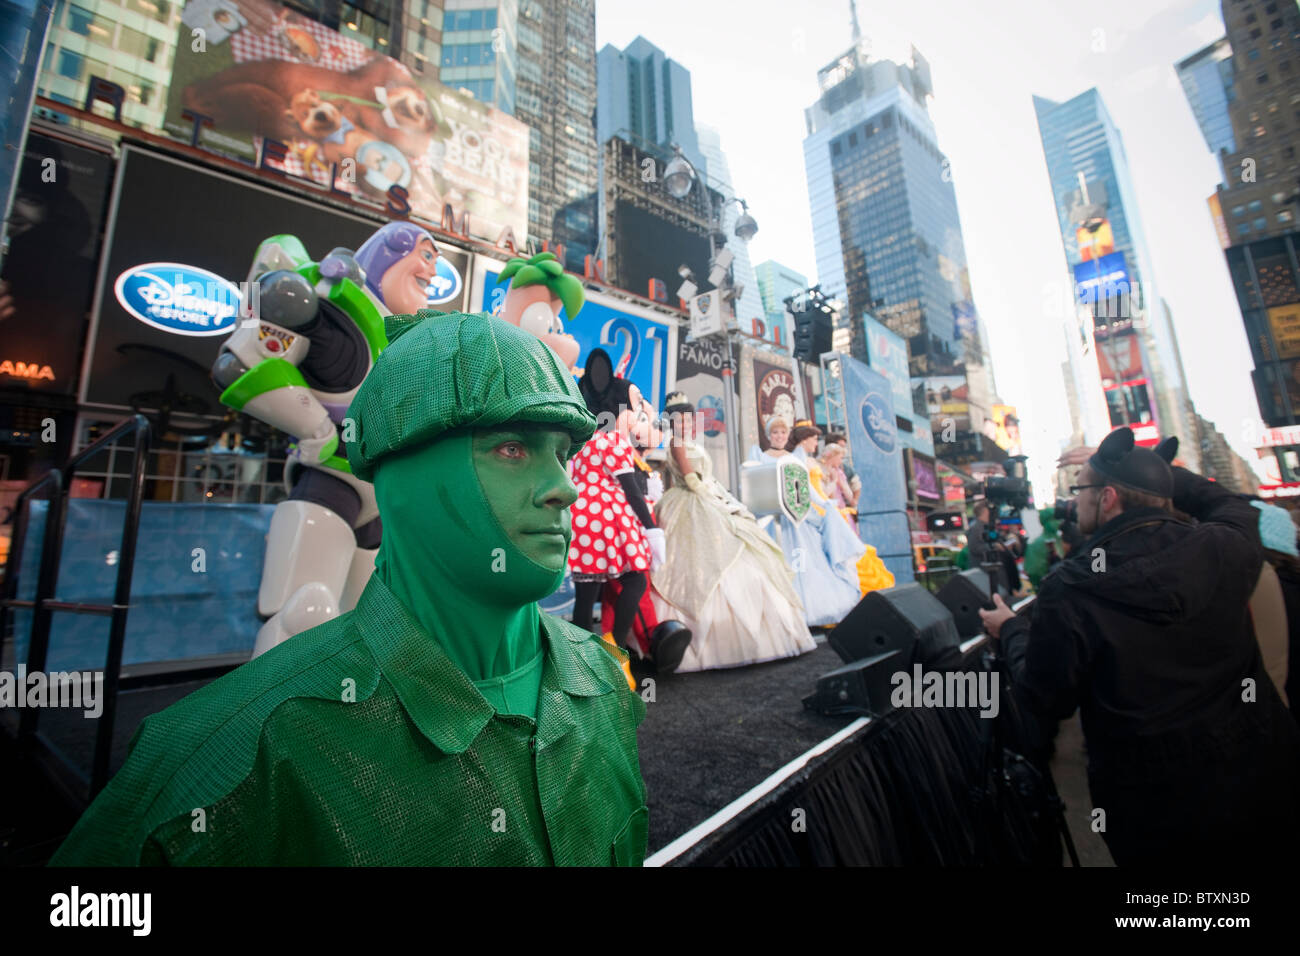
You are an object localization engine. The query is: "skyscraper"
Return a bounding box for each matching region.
[1033,88,1197,464]
[512,0,598,261]
[754,259,808,326]
[596,35,707,181]
[1176,37,1237,161]
[1178,1,1300,471]
[437,0,516,112]
[36,0,185,130]
[802,31,997,462]
[1212,0,1300,245]
[397,1,446,79]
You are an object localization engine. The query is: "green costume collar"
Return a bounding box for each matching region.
[353,574,623,753]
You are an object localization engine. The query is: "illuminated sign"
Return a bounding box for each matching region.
[1268,304,1300,360]
[1259,482,1300,499]
[0,361,55,381]
[1073,251,1131,304]
[114,263,242,337]
[1132,422,1160,446]
[1260,425,1300,447]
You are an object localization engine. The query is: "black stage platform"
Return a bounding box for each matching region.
[632,638,853,854]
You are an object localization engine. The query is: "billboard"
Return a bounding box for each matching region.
[0,132,113,396]
[1076,220,1115,262]
[671,335,738,491]
[861,313,911,418]
[1208,193,1230,250]
[479,260,678,414]
[990,405,1022,455]
[1268,304,1300,360]
[917,374,970,433]
[842,357,912,584]
[164,0,528,243]
[82,146,472,411]
[751,355,805,447]
[612,200,711,305]
[912,453,940,500]
[1095,331,1144,382]
[1074,251,1131,307]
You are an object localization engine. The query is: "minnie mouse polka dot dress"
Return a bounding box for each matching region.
[567,430,652,582]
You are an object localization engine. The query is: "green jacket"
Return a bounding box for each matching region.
[50,575,648,866]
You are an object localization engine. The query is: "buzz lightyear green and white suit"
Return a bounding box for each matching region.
[212,234,389,656]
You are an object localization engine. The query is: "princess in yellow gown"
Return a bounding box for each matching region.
[649,394,815,671]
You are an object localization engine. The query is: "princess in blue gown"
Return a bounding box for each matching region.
[747,418,866,627]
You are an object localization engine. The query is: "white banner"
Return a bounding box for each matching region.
[689,290,723,339]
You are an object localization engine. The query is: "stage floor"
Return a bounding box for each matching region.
[632,638,852,854]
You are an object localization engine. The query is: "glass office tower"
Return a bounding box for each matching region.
[1034,88,1196,460]
[803,38,997,459]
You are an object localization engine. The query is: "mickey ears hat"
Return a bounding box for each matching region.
[1087,427,1174,498]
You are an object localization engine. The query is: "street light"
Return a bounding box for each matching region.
[732,199,758,241]
[660,142,760,494]
[663,148,696,199]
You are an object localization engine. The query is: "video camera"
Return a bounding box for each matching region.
[979,455,1031,510]
[976,456,1031,544]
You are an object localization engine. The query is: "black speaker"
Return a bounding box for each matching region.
[829,583,962,670]
[936,568,994,639]
[980,560,1011,600]
[803,650,904,717]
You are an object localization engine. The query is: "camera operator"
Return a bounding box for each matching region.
[979,426,1300,865]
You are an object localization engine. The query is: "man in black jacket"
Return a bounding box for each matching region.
[980,426,1300,865]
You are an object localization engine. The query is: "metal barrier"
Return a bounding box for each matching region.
[0,414,150,799]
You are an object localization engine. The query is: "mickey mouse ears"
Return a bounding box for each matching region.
[1088,426,1173,498]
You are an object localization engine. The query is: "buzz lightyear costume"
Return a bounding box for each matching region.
[52,312,648,866]
[212,222,434,655]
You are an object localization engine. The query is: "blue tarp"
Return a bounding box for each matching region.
[14,500,273,671]
[11,499,581,671]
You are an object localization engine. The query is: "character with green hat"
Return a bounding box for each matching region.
[50,312,649,866]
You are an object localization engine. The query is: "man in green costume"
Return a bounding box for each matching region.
[50,312,649,866]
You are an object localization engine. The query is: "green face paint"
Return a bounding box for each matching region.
[471,425,579,575]
[371,424,579,683]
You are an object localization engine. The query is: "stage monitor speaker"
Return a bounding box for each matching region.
[936,569,994,639]
[803,649,904,718]
[829,583,962,670]
[980,560,1011,601]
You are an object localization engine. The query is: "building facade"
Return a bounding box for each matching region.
[1034,88,1198,466]
[397,0,445,79]
[754,259,808,332]
[437,0,515,112]
[1177,2,1300,492]
[1176,37,1238,162]
[596,35,706,181]
[802,37,998,463]
[598,134,719,301]
[512,0,598,262]
[38,0,184,130]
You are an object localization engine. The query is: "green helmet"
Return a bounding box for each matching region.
[347,311,595,481]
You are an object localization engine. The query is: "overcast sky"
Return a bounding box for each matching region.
[596,0,1253,500]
